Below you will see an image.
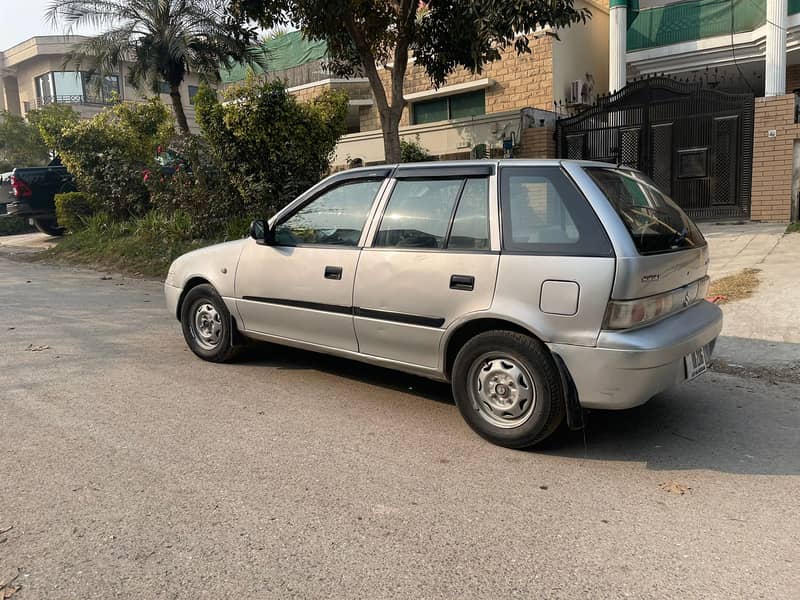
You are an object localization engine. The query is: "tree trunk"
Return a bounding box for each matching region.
[169,85,190,135]
[380,109,403,164]
[342,10,408,164]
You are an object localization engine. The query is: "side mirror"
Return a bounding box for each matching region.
[249,219,265,244]
[249,219,275,245]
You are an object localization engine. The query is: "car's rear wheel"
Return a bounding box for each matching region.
[33,218,64,237]
[451,330,565,449]
[180,284,239,363]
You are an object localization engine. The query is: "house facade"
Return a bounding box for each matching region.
[337,0,609,166]
[610,0,800,221]
[0,35,206,133]
[222,3,609,168]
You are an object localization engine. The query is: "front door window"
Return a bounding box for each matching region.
[275,179,383,247]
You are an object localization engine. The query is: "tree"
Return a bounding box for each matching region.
[0,112,50,168]
[194,78,347,217]
[46,0,267,135]
[0,105,79,169]
[229,0,589,163]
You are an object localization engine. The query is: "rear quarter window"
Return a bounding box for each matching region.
[585,167,706,255]
[500,166,613,257]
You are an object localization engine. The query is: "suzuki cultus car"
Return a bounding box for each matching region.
[165,160,721,448]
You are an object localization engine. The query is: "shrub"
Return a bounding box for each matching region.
[194,79,347,218]
[44,100,173,219]
[400,137,435,163]
[55,192,97,232]
[146,134,239,238]
[132,209,194,244]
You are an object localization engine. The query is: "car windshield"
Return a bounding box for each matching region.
[585,167,705,255]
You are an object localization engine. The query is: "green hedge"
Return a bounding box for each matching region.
[55,192,97,232]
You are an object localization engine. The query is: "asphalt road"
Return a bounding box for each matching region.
[1,254,798,599]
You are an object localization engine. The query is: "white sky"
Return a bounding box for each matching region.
[0,0,99,50]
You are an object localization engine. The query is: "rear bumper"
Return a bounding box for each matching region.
[550,301,723,410]
[0,201,53,219]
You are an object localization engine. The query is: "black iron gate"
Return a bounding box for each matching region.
[556,77,754,220]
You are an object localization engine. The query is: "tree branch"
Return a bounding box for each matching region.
[342,9,391,118]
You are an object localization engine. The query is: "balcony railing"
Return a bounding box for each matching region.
[35,95,115,107]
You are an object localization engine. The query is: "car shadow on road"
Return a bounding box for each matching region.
[545,383,800,476]
[237,343,799,477]
[238,343,455,406]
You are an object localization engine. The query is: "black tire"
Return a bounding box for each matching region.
[180,284,240,363]
[451,330,565,449]
[33,218,64,236]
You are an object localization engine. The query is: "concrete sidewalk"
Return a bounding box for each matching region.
[703,222,787,279]
[702,223,800,372]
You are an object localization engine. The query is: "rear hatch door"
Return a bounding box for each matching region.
[582,166,709,300]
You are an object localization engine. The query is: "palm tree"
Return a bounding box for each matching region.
[47,0,267,134]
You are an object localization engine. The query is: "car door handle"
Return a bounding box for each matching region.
[324,266,343,280]
[450,274,475,291]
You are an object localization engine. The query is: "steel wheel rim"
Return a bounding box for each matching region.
[467,353,536,429]
[191,301,223,350]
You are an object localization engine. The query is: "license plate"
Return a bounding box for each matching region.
[685,347,707,380]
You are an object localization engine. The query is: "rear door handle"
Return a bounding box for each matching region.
[324,266,343,280]
[450,274,475,291]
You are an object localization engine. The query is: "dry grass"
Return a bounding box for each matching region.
[708,268,761,304]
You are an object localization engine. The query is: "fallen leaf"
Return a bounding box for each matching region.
[658,481,691,495]
[25,344,50,352]
[3,586,19,598]
[100,275,113,280]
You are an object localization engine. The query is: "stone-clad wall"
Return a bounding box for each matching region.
[359,36,555,131]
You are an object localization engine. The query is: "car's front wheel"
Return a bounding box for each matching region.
[180,284,239,363]
[451,330,565,449]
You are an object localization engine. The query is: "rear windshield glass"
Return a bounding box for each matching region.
[585,167,705,255]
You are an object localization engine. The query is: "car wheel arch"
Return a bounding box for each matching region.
[176,276,213,320]
[442,316,549,380]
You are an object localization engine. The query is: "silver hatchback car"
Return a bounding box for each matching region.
[165,160,722,448]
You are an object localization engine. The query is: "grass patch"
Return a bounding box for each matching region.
[786,222,800,234]
[708,268,761,304]
[43,211,248,278]
[0,215,35,236]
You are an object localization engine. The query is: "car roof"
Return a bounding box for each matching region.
[340,159,622,177]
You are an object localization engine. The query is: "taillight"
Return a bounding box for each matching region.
[604,277,710,330]
[10,175,32,198]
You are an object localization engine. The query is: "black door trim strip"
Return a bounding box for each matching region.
[353,307,445,328]
[240,296,445,328]
[241,296,352,315]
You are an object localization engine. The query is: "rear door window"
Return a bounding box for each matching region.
[374,177,490,250]
[585,167,705,255]
[500,166,612,256]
